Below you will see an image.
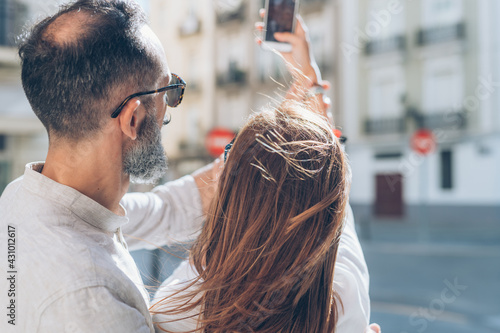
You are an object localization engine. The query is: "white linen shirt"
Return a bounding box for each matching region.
[152,206,371,332]
[0,162,203,333]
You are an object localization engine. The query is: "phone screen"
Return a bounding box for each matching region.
[265,0,296,42]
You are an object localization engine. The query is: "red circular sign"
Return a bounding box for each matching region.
[411,129,436,155]
[205,128,235,157]
[333,129,343,138]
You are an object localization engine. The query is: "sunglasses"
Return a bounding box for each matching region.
[224,138,235,163]
[111,73,186,118]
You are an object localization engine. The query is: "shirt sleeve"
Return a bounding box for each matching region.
[120,175,205,251]
[334,204,371,332]
[151,261,201,333]
[37,286,153,333]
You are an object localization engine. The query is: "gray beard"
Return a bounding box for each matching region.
[123,113,167,184]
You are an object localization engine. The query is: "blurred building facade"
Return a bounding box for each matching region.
[0,0,55,193]
[342,0,500,230]
[149,0,340,178]
[151,0,500,230]
[2,0,499,230]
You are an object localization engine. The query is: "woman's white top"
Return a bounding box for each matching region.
[152,206,370,332]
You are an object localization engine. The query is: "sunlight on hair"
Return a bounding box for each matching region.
[151,100,350,333]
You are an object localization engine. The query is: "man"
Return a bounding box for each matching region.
[0,0,380,332]
[0,0,216,331]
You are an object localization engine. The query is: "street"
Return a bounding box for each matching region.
[132,220,500,333]
[364,241,500,333]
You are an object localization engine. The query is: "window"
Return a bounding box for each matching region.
[0,161,10,194]
[187,53,200,90]
[440,150,453,189]
[0,0,28,46]
[0,135,5,151]
[306,14,332,73]
[257,51,284,82]
[368,0,405,39]
[422,0,463,27]
[422,56,464,114]
[179,0,201,36]
[217,96,245,130]
[217,33,247,75]
[368,66,405,119]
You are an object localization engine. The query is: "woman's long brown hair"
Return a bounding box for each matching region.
[152,100,351,333]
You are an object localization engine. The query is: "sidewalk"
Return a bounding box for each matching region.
[360,241,500,257]
[356,217,500,246]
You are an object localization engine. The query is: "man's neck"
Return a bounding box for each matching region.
[41,139,129,216]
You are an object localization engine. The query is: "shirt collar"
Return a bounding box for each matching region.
[23,162,129,233]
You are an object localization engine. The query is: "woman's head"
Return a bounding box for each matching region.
[154,100,351,332]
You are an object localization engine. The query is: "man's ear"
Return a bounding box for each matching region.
[118,98,142,140]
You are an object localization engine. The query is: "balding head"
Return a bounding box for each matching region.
[42,10,100,47]
[19,0,166,141]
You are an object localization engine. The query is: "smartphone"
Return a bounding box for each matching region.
[263,0,299,52]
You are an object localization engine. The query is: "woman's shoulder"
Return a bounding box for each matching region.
[151,261,201,333]
[154,260,200,304]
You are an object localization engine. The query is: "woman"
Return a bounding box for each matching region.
[152,100,356,332]
[150,16,374,333]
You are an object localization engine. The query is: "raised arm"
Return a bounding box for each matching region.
[258,12,381,333]
[121,175,204,251]
[120,158,220,251]
[256,11,331,120]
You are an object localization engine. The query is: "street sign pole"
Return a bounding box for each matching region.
[418,156,430,243]
[411,129,436,243]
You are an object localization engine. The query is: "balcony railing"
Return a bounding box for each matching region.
[186,81,201,93]
[364,117,406,135]
[417,22,466,46]
[421,111,467,130]
[216,67,247,87]
[301,0,327,6]
[216,4,246,25]
[365,35,406,55]
[0,0,28,47]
